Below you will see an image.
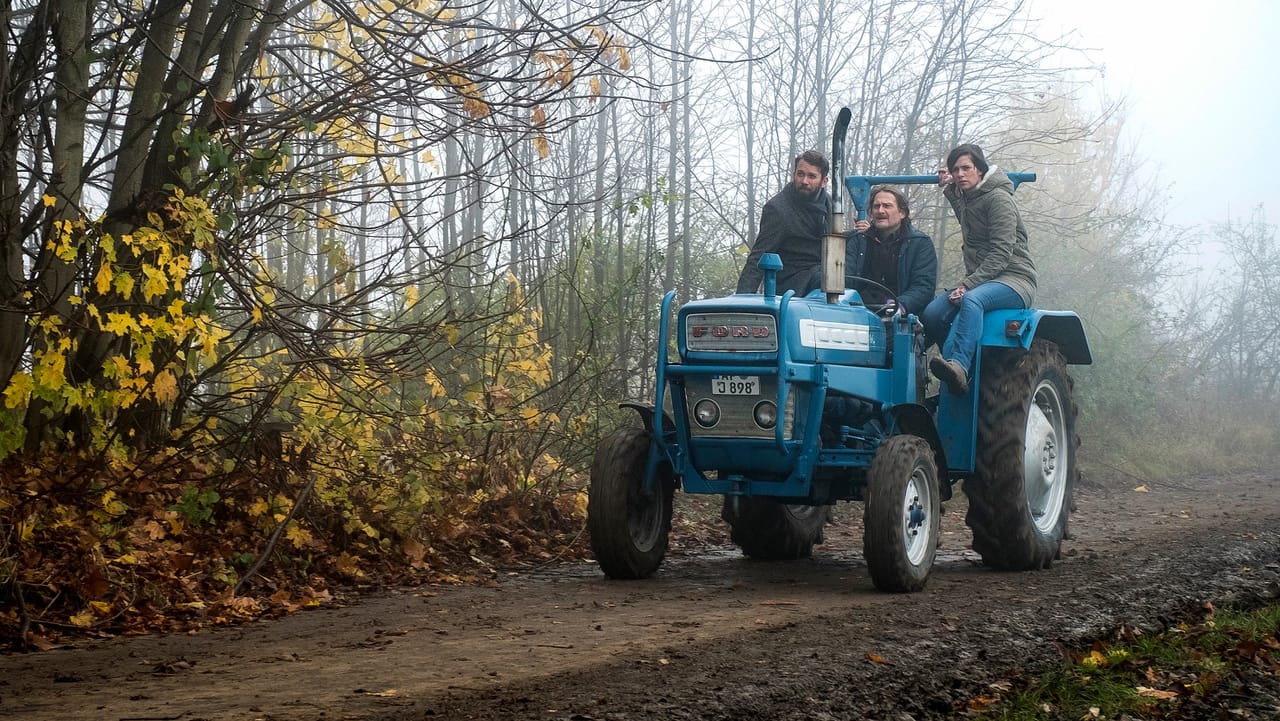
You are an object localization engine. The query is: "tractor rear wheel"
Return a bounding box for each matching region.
[964,340,1079,570]
[725,498,830,560]
[864,435,940,592]
[587,428,673,579]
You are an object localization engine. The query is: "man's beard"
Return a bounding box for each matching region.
[792,183,821,200]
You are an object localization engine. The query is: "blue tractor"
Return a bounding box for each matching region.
[586,109,1092,592]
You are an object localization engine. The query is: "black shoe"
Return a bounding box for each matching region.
[929,357,969,395]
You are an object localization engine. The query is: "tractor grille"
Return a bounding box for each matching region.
[683,376,794,439]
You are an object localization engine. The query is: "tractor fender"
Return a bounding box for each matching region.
[885,402,951,500]
[620,402,678,439]
[618,402,679,491]
[982,309,1092,365]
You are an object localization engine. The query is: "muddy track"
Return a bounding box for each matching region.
[4,473,1279,720]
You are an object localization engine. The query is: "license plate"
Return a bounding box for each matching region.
[712,375,759,395]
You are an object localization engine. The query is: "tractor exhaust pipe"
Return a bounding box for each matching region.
[822,107,853,304]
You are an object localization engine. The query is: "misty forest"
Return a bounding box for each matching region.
[1,0,1277,641]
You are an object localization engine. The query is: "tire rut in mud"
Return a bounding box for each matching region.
[5,476,1279,721]
[399,520,1280,721]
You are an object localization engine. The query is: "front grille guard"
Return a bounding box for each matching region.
[646,289,831,496]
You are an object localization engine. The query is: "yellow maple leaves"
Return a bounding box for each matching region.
[462,96,490,119]
[3,189,229,454]
[142,265,170,302]
[285,523,315,549]
[94,261,113,294]
[3,373,32,409]
[442,73,490,119]
[152,370,179,403]
[104,311,140,336]
[100,490,129,516]
[69,602,113,628]
[32,347,67,390]
[533,136,550,159]
[47,218,82,262]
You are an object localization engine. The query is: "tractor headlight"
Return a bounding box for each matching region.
[753,400,778,429]
[693,399,721,428]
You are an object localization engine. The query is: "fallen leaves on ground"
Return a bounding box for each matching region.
[1,452,588,650]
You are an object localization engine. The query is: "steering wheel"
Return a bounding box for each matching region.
[845,276,900,316]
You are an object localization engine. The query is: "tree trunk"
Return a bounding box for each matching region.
[664,0,679,293]
[0,9,48,388]
[593,89,609,294]
[744,0,758,247]
[679,3,692,302]
[24,0,90,447]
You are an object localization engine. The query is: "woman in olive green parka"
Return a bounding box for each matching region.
[922,144,1037,395]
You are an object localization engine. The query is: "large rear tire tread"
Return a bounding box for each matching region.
[864,435,940,592]
[587,428,673,579]
[964,340,1079,571]
[726,498,831,560]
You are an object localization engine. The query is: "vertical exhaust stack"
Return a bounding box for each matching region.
[822,107,853,304]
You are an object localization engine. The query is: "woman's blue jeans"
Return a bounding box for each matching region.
[921,282,1024,375]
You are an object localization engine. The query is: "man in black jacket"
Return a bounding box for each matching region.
[818,186,938,434]
[736,150,831,294]
[840,186,937,315]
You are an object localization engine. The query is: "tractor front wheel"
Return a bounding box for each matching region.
[864,435,940,592]
[587,428,673,579]
[965,340,1079,570]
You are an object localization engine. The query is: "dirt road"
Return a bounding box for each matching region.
[4,472,1279,720]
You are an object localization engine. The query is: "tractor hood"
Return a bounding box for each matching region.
[678,290,887,368]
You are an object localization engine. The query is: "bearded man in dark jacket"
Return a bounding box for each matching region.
[737,150,831,294]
